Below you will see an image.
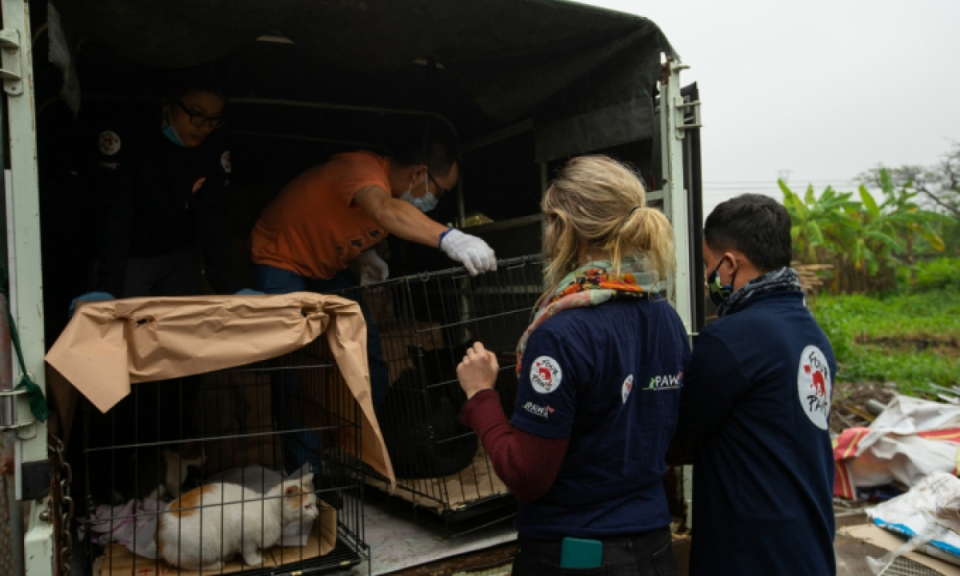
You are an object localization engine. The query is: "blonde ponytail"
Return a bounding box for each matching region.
[609,206,676,279]
[539,155,675,305]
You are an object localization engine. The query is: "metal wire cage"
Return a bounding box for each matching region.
[79,337,367,576]
[334,254,543,531]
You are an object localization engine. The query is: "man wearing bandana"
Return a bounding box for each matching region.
[668,194,837,576]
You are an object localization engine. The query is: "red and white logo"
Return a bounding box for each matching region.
[530,356,562,394]
[98,131,121,156]
[797,345,831,430]
[220,150,232,173]
[622,374,634,404]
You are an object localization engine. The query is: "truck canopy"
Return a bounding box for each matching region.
[34,0,693,347]
[49,0,677,163]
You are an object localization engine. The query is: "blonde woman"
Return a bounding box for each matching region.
[457,156,688,575]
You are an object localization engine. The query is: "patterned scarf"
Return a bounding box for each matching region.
[717,266,802,317]
[515,257,661,375]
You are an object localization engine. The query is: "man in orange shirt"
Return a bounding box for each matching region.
[250,122,496,411]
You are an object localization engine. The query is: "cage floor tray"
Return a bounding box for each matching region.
[93,502,337,576]
[366,446,510,513]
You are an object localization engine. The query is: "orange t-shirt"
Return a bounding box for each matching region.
[251,151,391,280]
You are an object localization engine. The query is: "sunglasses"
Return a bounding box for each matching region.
[427,172,451,198]
[176,101,225,129]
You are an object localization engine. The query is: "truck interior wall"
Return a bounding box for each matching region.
[31,33,666,349]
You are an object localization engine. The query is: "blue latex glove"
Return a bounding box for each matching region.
[235,288,265,296]
[68,291,114,318]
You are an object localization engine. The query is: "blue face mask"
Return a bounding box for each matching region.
[707,258,735,306]
[163,123,186,147]
[399,176,438,213]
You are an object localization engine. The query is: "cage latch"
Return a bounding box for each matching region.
[0,28,22,95]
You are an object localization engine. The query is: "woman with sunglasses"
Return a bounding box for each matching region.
[76,67,236,306]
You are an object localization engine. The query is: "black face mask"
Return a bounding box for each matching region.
[707,258,736,307]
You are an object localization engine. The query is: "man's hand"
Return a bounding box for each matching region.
[440,229,497,276]
[355,249,389,285]
[457,342,500,400]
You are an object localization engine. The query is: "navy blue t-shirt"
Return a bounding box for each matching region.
[511,297,690,540]
[678,291,836,576]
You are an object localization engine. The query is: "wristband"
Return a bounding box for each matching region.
[438,227,454,249]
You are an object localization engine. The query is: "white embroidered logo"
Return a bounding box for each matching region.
[530,356,562,394]
[622,375,634,404]
[221,150,232,173]
[99,131,121,156]
[797,345,831,430]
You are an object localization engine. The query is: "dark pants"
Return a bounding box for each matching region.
[512,527,677,576]
[122,243,204,298]
[252,264,390,473]
[107,245,204,451]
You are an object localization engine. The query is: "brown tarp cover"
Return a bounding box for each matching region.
[44,293,394,485]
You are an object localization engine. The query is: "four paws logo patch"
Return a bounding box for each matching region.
[797,345,832,430]
[99,131,121,156]
[622,375,634,404]
[530,356,562,394]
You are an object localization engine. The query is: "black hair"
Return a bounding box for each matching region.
[704,194,792,271]
[390,117,458,176]
[160,65,226,104]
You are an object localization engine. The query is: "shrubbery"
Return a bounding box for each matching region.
[811,290,960,394]
[914,257,960,292]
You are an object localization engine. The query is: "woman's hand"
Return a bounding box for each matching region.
[457,342,500,400]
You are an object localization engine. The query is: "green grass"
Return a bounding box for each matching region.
[810,290,960,396]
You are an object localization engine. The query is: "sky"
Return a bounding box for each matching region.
[574,0,960,215]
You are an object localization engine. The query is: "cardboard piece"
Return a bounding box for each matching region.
[361,286,446,384]
[366,445,509,513]
[839,523,960,575]
[93,500,337,576]
[45,293,394,486]
[194,371,285,473]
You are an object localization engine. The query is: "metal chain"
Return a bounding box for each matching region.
[48,436,73,576]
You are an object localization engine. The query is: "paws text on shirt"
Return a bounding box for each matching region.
[523,401,555,419]
[645,371,683,391]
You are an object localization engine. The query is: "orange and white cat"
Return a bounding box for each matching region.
[156,473,318,570]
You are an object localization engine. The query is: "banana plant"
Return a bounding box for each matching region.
[875,168,947,253]
[781,169,946,293]
[779,180,857,263]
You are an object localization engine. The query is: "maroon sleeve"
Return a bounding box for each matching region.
[460,389,569,502]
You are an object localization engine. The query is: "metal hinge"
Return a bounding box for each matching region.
[0,386,35,431]
[674,96,702,139]
[0,27,22,95]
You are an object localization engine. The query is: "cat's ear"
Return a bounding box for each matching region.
[299,473,314,488]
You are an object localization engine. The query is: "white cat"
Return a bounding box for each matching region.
[156,473,318,570]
